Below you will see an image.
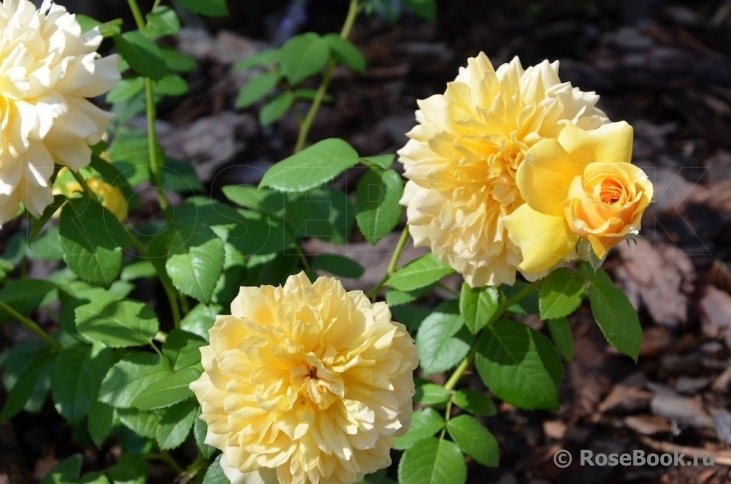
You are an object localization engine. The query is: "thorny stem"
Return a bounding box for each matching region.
[442,278,543,392]
[365,226,410,300]
[69,169,94,200]
[0,300,61,352]
[293,0,359,153]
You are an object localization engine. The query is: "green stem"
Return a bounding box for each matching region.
[127,0,167,212]
[126,0,146,29]
[69,169,94,200]
[437,282,459,298]
[122,228,181,328]
[366,226,409,300]
[144,79,168,212]
[143,451,184,474]
[149,341,165,360]
[442,278,543,392]
[0,300,61,352]
[293,0,359,153]
[182,453,209,480]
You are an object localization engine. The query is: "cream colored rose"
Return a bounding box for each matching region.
[190,272,419,484]
[398,53,609,287]
[0,0,119,225]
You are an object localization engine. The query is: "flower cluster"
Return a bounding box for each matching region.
[398,53,652,286]
[0,0,119,226]
[190,273,418,484]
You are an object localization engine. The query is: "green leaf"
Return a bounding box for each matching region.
[415,300,472,375]
[475,319,563,410]
[393,408,445,450]
[156,400,197,450]
[539,268,585,320]
[75,297,159,348]
[89,154,132,196]
[175,0,228,17]
[260,138,360,193]
[202,455,228,484]
[0,259,13,284]
[362,154,395,170]
[131,367,199,410]
[108,128,164,185]
[194,406,216,458]
[452,389,496,416]
[236,72,279,109]
[113,31,167,81]
[390,304,430,332]
[355,168,403,245]
[385,282,437,307]
[403,0,437,20]
[546,317,573,363]
[98,353,170,408]
[121,261,156,281]
[76,16,121,37]
[166,224,225,305]
[459,283,499,334]
[81,472,111,484]
[311,254,364,278]
[105,77,145,104]
[280,34,330,84]
[233,49,280,71]
[0,279,57,323]
[51,344,115,422]
[446,415,499,467]
[180,303,221,341]
[387,253,455,292]
[222,185,286,214]
[28,194,66,243]
[161,158,204,193]
[1,341,51,414]
[59,198,128,288]
[413,381,450,405]
[579,264,642,361]
[398,438,466,484]
[163,330,206,370]
[117,407,160,439]
[160,46,196,73]
[106,455,148,484]
[154,74,189,97]
[88,400,115,448]
[1,346,53,419]
[146,6,180,38]
[323,34,366,72]
[40,454,82,484]
[259,91,294,126]
[285,188,354,244]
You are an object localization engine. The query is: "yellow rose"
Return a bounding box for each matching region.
[53,168,127,221]
[503,121,653,272]
[398,53,610,286]
[190,272,418,484]
[564,162,652,258]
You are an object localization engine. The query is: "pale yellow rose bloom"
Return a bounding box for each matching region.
[503,121,653,272]
[190,272,419,484]
[0,0,119,225]
[398,53,609,286]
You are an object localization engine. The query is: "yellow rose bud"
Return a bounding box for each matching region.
[563,162,652,259]
[504,121,653,272]
[53,168,127,222]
